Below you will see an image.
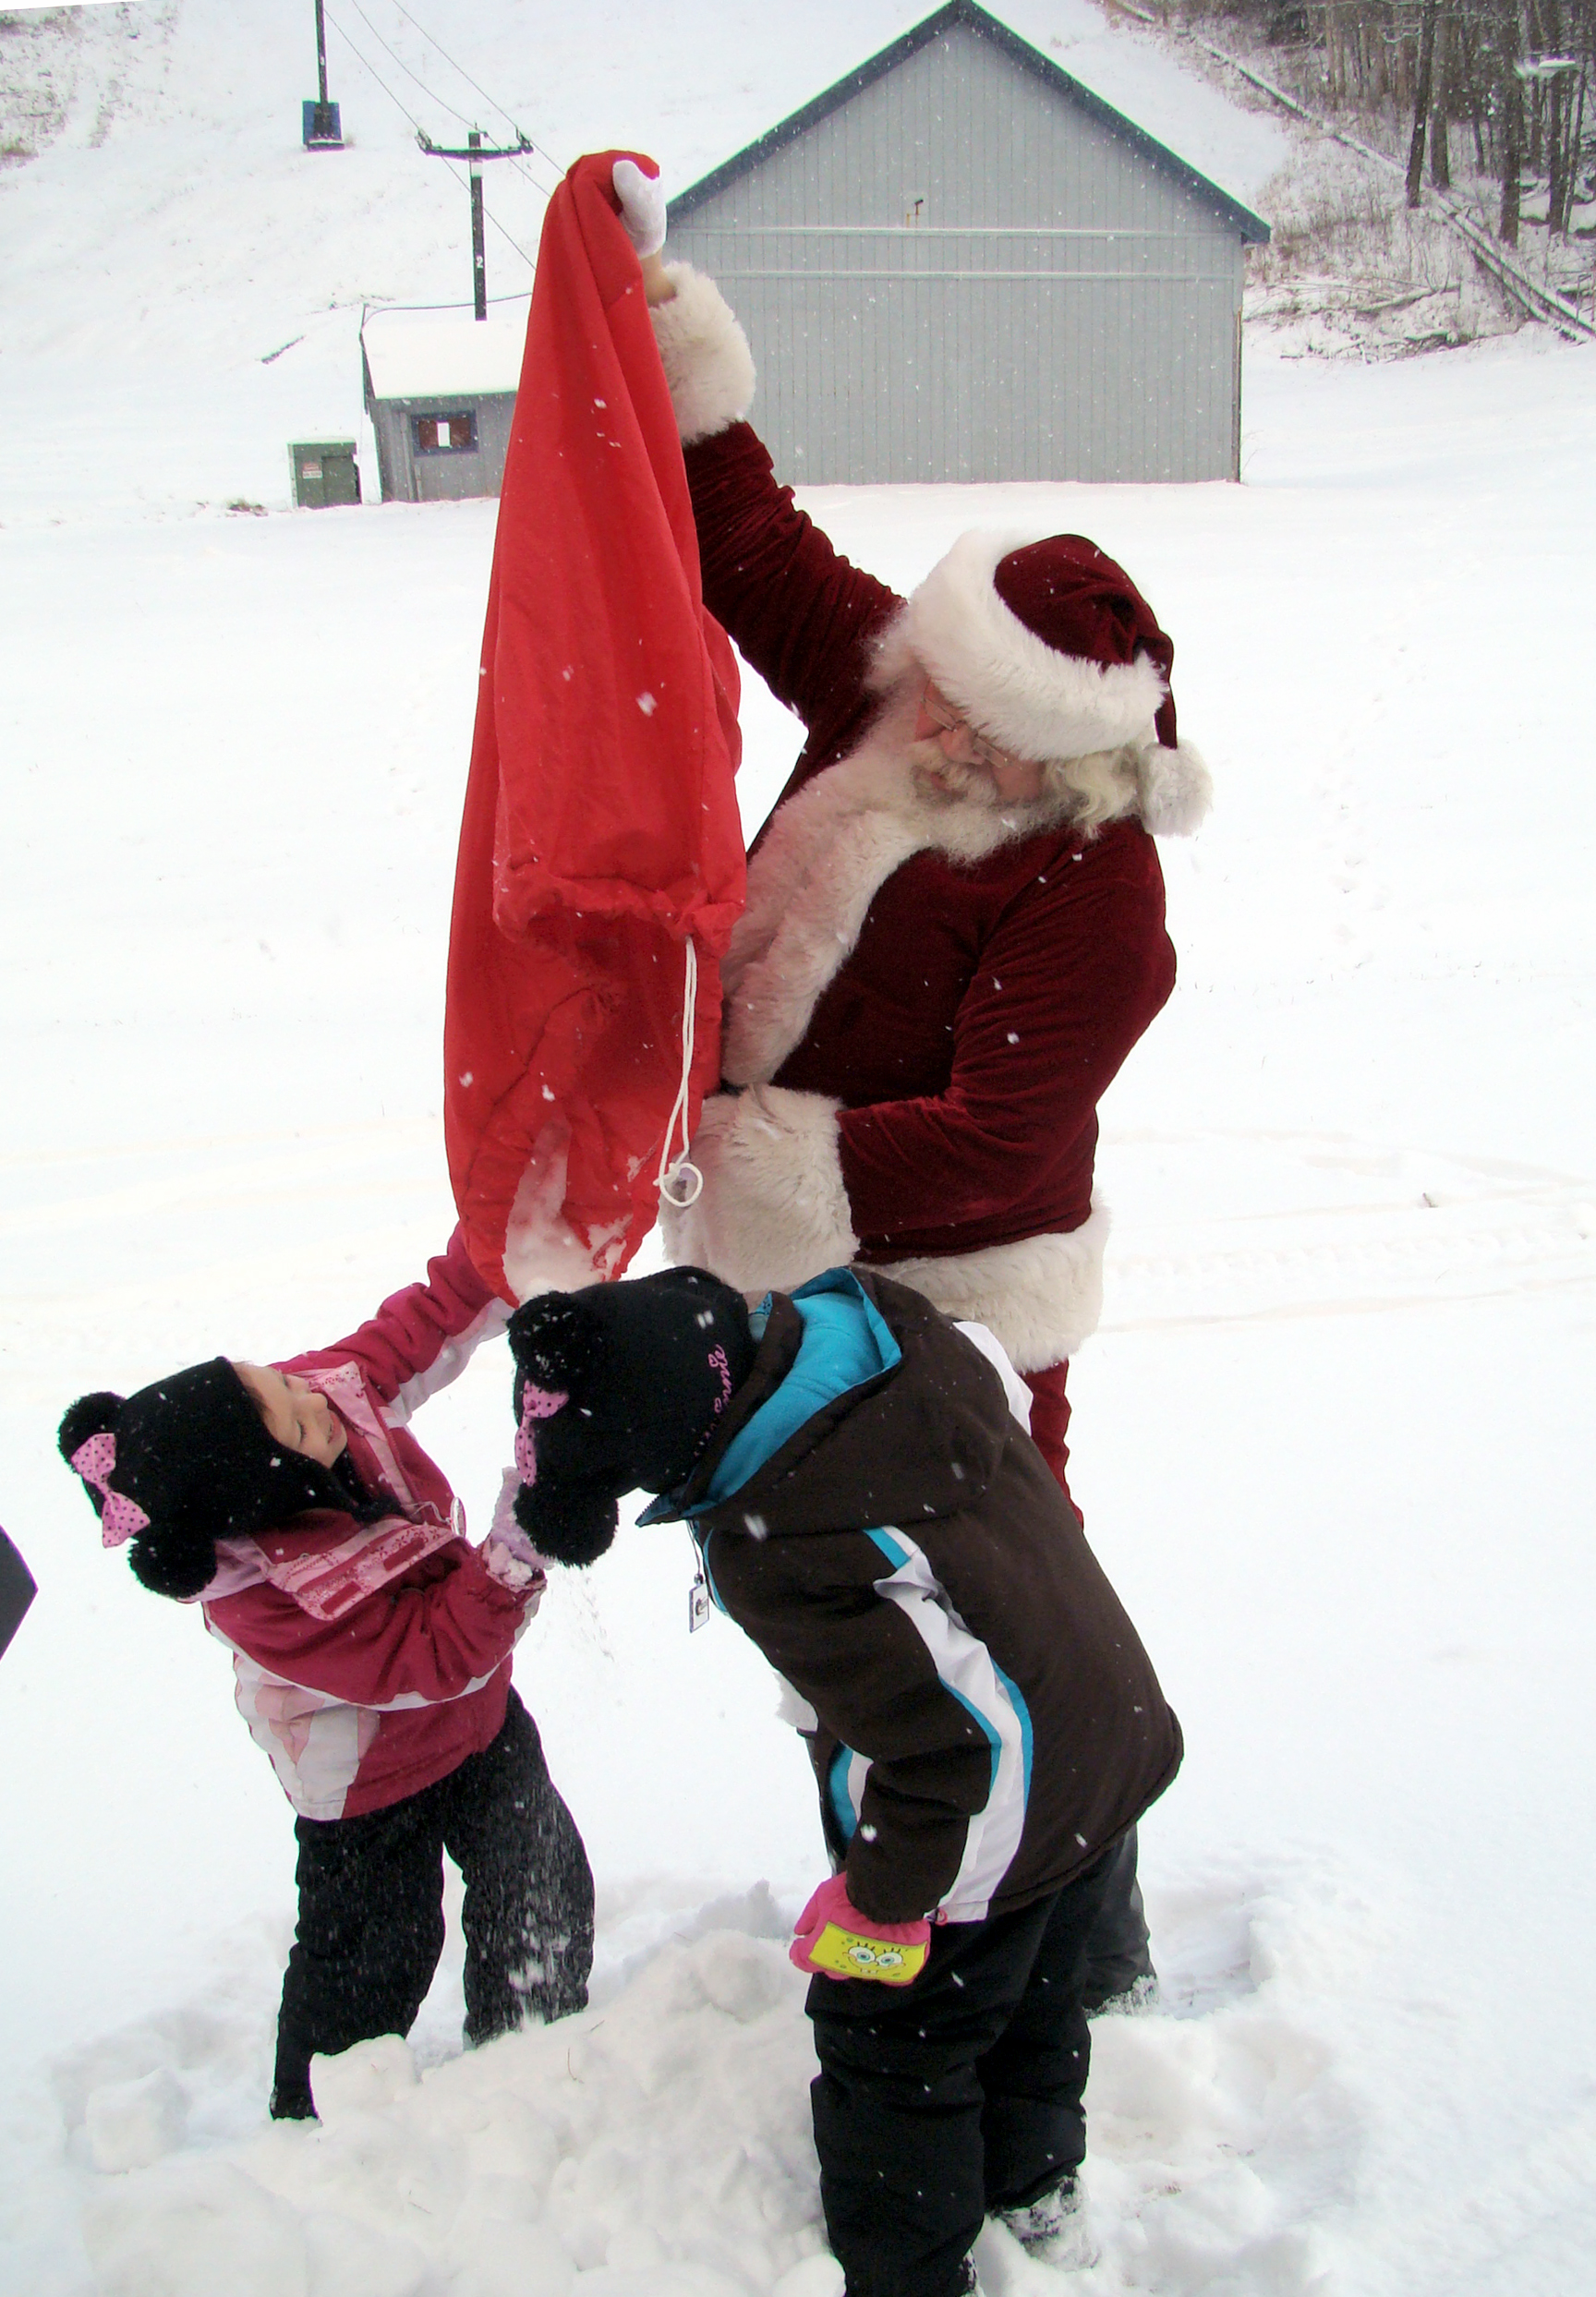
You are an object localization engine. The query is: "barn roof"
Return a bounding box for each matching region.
[672,0,1270,246]
[360,304,527,401]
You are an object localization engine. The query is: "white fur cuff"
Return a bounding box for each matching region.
[660,1086,858,1293]
[650,262,756,445]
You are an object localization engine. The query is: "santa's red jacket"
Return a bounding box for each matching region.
[199,1232,533,1821]
[647,266,1205,1392]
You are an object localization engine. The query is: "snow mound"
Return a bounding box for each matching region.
[39,1862,1373,2297]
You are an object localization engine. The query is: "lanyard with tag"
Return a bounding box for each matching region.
[688,1565,711,1633]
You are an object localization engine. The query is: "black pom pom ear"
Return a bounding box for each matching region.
[514,1481,618,1568]
[507,1292,608,1401]
[128,1524,218,1602]
[58,1391,125,1466]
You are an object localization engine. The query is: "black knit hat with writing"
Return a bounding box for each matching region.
[506,1268,757,1567]
[59,1360,376,1602]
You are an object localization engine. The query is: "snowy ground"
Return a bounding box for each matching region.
[4,6,1596,2295]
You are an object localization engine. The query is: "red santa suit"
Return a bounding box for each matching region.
[647,265,1211,1497]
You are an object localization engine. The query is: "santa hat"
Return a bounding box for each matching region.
[59,1360,377,1601]
[507,1268,757,1567]
[884,531,1211,835]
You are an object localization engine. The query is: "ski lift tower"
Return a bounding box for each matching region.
[303,0,344,151]
[418,128,533,319]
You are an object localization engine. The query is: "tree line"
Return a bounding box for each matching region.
[1192,0,1593,241]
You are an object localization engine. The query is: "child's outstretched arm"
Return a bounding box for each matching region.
[287,1226,510,1423]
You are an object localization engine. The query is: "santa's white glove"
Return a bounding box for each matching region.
[612,158,667,257]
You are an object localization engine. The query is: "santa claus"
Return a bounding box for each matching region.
[635,247,1210,1497]
[612,183,1211,2013]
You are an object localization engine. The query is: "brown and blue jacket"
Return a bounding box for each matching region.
[644,1268,1181,1926]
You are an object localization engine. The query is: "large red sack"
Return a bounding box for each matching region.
[445,152,745,1302]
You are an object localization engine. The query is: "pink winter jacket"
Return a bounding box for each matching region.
[200,1230,533,1822]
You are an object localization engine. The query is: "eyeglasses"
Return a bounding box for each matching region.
[920,682,1014,777]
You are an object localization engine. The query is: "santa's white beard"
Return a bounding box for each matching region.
[904,734,993,807]
[902,730,1087,833]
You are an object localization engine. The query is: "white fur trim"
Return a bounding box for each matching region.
[723,687,1051,1085]
[1135,739,1213,836]
[659,1086,858,1294]
[877,1205,1111,1373]
[889,531,1170,765]
[650,262,756,445]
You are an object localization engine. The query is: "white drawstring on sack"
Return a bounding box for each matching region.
[656,936,704,1210]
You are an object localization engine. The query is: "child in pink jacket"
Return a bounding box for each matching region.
[59,1228,593,2121]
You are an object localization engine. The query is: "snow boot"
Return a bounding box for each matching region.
[1088,1970,1160,2018]
[269,2080,317,2122]
[995,2178,1099,2270]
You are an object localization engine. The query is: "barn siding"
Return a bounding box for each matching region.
[667,19,1251,483]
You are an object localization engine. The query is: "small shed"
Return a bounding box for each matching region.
[665,0,1270,484]
[360,305,527,503]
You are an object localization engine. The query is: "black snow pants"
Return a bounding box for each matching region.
[271,1689,593,2117]
[1080,1823,1154,2010]
[807,1844,1117,2297]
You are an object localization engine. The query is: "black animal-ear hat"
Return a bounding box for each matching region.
[506,1267,757,1567]
[59,1359,371,1601]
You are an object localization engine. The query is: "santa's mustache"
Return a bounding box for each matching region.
[902,734,999,807]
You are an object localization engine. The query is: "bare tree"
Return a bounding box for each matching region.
[1408,0,1442,199]
[1499,0,1525,242]
[1431,5,1453,183]
[1202,0,1591,248]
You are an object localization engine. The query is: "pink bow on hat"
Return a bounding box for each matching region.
[70,1433,151,1548]
[513,1382,569,1489]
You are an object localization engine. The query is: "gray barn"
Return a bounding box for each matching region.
[665,0,1269,484]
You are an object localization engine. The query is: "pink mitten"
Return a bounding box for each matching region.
[481,1467,549,1604]
[790,1874,931,1987]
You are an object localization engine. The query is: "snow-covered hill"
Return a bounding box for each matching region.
[3,7,1595,2297]
[0,0,1282,525]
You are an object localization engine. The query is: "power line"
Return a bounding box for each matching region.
[322,6,427,134]
[418,127,537,317]
[374,0,561,203]
[382,0,566,176]
[339,0,562,206]
[332,0,563,200]
[320,5,537,270]
[364,292,529,317]
[325,2,554,232]
[342,0,473,132]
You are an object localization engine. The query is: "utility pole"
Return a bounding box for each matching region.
[303,0,344,150]
[417,129,532,317]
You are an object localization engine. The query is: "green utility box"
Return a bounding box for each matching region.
[289,440,361,509]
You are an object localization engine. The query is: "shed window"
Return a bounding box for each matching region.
[414,411,478,454]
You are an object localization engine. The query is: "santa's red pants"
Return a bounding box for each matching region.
[1020,1355,1155,2005]
[1020,1359,1074,1514]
